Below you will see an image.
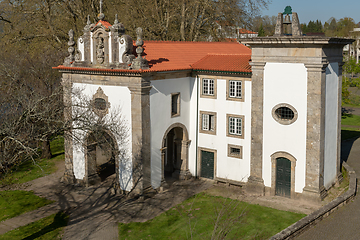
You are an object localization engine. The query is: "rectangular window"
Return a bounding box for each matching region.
[229,80,242,98]
[203,78,214,95]
[200,111,216,135]
[227,114,244,139]
[200,78,216,99]
[171,92,180,117]
[228,144,243,159]
[226,79,244,102]
[229,117,242,135]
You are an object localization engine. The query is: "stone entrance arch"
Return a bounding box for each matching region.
[84,129,119,186]
[161,123,191,182]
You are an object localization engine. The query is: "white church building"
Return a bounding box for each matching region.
[54,7,353,201]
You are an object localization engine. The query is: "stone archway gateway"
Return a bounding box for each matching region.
[161,123,191,182]
[85,129,119,186]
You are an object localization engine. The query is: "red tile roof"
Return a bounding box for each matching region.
[55,41,252,73]
[143,41,251,72]
[239,29,257,34]
[93,20,112,29]
[191,54,251,73]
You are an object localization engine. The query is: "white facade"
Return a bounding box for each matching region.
[71,82,133,191]
[197,77,252,182]
[263,63,307,193]
[149,77,194,188]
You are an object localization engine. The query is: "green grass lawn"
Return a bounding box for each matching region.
[341,113,360,126]
[0,136,64,186]
[118,193,306,240]
[0,190,53,222]
[0,211,68,240]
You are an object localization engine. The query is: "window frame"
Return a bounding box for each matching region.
[199,111,217,135]
[200,78,217,99]
[226,114,244,139]
[228,144,243,159]
[171,92,180,117]
[271,103,298,125]
[226,79,244,102]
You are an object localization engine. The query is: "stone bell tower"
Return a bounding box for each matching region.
[55,0,151,195]
[242,6,354,201]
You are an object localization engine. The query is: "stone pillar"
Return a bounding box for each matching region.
[291,13,302,36]
[179,140,191,180]
[128,82,152,195]
[246,61,266,195]
[160,147,167,185]
[303,63,328,201]
[61,75,76,184]
[274,13,283,36]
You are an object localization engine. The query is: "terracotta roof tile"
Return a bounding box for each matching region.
[94,20,112,29]
[239,29,257,34]
[55,41,252,73]
[142,41,251,72]
[191,54,251,73]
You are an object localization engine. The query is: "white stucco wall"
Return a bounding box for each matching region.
[71,83,133,191]
[150,77,193,188]
[324,62,339,189]
[197,78,252,182]
[263,63,307,193]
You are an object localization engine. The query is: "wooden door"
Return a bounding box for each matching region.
[201,150,214,179]
[275,157,291,197]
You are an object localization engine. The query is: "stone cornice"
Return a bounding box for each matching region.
[249,62,266,71]
[128,85,152,95]
[240,37,354,46]
[53,66,143,77]
[304,63,329,72]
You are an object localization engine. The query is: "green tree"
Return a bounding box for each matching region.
[258,23,265,36]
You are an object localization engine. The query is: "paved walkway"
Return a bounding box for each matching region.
[295,136,360,239]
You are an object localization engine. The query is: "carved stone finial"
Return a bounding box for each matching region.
[87,15,91,25]
[64,29,76,65]
[131,27,149,70]
[111,14,125,35]
[98,0,105,20]
[114,14,119,24]
[84,15,92,31]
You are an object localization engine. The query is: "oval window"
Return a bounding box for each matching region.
[275,107,294,120]
[94,98,107,110]
[272,104,298,125]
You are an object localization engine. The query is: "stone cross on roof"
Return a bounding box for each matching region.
[98,0,105,20]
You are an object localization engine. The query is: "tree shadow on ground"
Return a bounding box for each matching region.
[22,211,69,240]
[341,131,360,166]
[48,175,211,239]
